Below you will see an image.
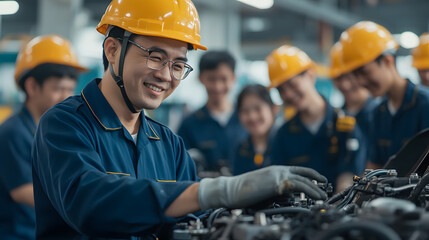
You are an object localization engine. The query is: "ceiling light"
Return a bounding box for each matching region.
[0,1,19,15]
[399,31,419,49]
[237,0,274,9]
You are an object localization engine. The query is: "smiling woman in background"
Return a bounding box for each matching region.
[233,84,276,175]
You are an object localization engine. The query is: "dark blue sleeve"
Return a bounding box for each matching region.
[419,95,429,130]
[367,117,381,165]
[32,109,195,237]
[0,127,32,192]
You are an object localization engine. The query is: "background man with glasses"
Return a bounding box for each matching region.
[32,0,328,239]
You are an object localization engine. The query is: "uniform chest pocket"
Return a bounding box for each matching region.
[156,179,176,183]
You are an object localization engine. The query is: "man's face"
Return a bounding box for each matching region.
[35,76,77,113]
[353,58,393,97]
[333,72,368,102]
[121,35,188,110]
[276,71,314,111]
[199,63,236,103]
[418,69,429,87]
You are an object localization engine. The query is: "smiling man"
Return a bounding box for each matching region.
[340,21,429,168]
[268,45,365,190]
[178,51,246,172]
[31,0,328,239]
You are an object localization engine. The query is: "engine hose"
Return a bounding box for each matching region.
[207,208,226,229]
[327,185,354,204]
[316,220,401,240]
[409,173,429,203]
[257,207,311,216]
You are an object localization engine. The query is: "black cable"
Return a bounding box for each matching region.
[326,185,353,204]
[316,220,401,240]
[207,208,226,229]
[409,173,429,203]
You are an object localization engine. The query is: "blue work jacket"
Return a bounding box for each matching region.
[177,106,247,171]
[32,78,199,239]
[343,97,379,170]
[271,102,366,185]
[369,80,429,166]
[344,97,378,141]
[0,107,36,240]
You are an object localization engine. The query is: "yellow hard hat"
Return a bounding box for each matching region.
[412,33,429,70]
[14,35,87,86]
[96,0,207,51]
[266,45,314,89]
[340,21,399,73]
[329,42,344,79]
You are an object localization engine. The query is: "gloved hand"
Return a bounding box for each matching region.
[198,165,327,210]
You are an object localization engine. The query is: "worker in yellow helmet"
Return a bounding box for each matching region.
[412,33,429,87]
[340,21,429,169]
[268,45,364,190]
[329,42,378,176]
[0,35,87,239]
[31,0,327,238]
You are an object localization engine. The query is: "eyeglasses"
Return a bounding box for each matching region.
[127,40,193,80]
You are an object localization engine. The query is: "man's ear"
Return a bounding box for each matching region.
[306,68,316,83]
[23,77,40,98]
[104,37,121,66]
[382,55,395,68]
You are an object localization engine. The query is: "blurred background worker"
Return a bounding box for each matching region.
[178,51,246,172]
[340,21,429,169]
[412,33,429,87]
[268,45,366,189]
[233,84,276,175]
[329,42,377,175]
[0,35,86,239]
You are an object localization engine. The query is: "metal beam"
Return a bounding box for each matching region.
[275,0,361,29]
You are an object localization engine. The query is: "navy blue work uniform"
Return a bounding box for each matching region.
[32,78,199,239]
[232,128,276,175]
[271,102,366,185]
[343,97,379,173]
[344,98,378,141]
[0,107,36,240]
[369,80,429,166]
[178,106,247,171]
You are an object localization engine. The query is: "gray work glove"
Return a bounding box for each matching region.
[198,166,327,210]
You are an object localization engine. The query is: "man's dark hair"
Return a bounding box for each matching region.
[237,84,274,112]
[19,63,79,95]
[199,50,236,74]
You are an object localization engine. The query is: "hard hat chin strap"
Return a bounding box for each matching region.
[108,30,139,113]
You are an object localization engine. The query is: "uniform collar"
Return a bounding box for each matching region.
[81,78,122,131]
[198,105,238,124]
[19,106,36,134]
[140,115,160,140]
[82,79,161,140]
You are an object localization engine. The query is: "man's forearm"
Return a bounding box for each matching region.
[165,183,200,217]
